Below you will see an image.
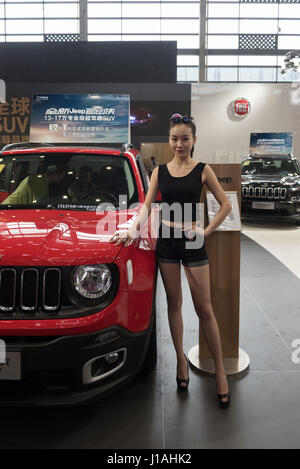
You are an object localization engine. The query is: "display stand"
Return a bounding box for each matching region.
[188,164,250,376]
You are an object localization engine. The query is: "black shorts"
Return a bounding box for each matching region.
[156,223,209,267]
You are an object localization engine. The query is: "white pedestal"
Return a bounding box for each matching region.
[188,345,250,376]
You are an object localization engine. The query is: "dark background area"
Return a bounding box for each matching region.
[0,41,177,84]
[1,41,191,149]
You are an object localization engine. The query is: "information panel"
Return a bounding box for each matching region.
[250,132,293,154]
[206,191,241,231]
[30,94,130,144]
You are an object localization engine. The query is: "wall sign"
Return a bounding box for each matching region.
[0,96,30,149]
[232,97,251,118]
[30,94,130,144]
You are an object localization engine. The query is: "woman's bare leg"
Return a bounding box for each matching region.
[158,261,189,387]
[183,263,229,401]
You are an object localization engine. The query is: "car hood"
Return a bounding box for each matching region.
[242,174,300,185]
[0,209,139,266]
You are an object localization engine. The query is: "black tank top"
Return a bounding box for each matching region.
[158,162,206,223]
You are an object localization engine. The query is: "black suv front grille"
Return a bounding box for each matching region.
[242,185,287,200]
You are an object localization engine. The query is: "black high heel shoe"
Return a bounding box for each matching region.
[217,392,231,409]
[216,372,231,408]
[176,354,189,392]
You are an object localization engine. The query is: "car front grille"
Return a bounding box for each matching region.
[0,267,62,314]
[242,186,287,200]
[0,264,119,320]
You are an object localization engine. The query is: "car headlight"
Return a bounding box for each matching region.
[73,264,112,299]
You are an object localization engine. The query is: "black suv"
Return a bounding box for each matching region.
[241,153,300,223]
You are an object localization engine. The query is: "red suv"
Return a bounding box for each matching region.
[0,143,157,405]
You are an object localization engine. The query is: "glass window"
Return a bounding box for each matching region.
[122,3,161,17]
[125,0,188,1]
[242,158,299,175]
[44,4,79,18]
[239,19,278,34]
[161,3,199,18]
[207,19,239,34]
[122,35,160,41]
[206,67,238,81]
[206,55,238,66]
[6,35,43,42]
[5,0,42,2]
[207,35,238,49]
[278,68,300,83]
[122,19,160,34]
[207,4,239,18]
[161,19,199,34]
[44,19,79,34]
[88,3,122,18]
[238,67,277,82]
[5,4,43,18]
[177,55,199,66]
[0,153,139,209]
[279,20,300,35]
[161,34,199,49]
[88,19,121,34]
[238,56,277,66]
[239,4,278,18]
[177,67,198,82]
[6,19,43,34]
[279,4,300,18]
[278,36,300,50]
[88,34,122,41]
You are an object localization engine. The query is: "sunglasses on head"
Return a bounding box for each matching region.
[170,114,195,124]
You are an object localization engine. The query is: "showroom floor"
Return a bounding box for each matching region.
[1,229,300,449]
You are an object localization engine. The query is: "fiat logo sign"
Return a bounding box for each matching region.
[232,97,251,117]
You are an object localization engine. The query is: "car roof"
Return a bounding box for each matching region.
[0,142,137,158]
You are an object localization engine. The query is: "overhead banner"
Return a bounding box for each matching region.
[30,94,130,144]
[250,132,293,154]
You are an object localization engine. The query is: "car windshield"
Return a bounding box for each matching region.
[242,158,300,176]
[0,152,139,210]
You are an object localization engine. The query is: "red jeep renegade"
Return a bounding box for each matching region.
[0,143,157,406]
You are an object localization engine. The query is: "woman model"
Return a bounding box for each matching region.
[111,114,232,408]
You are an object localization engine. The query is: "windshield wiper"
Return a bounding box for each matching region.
[0,204,50,210]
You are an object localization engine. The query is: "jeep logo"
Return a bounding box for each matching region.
[218,177,232,184]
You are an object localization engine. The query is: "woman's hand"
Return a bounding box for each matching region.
[110,227,138,247]
[186,224,209,240]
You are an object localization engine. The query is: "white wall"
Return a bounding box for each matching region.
[191,83,300,164]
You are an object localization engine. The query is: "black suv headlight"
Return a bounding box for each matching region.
[73,264,112,299]
[290,187,300,202]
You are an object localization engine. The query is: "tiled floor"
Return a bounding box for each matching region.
[242,219,300,279]
[1,233,300,449]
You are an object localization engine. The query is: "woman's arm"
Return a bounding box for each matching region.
[110,165,159,246]
[202,164,232,237]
